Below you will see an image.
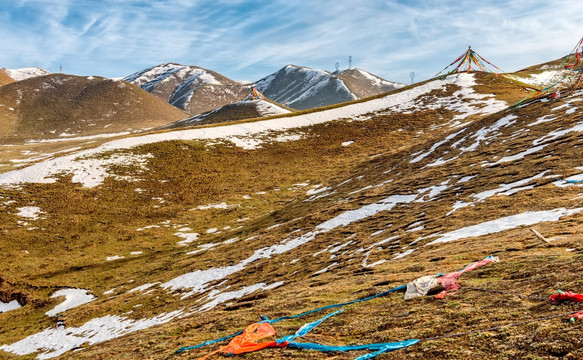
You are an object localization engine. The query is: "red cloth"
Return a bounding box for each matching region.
[549,291,583,303]
[435,257,498,299]
[571,310,583,322]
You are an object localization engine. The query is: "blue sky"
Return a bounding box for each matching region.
[2,0,583,83]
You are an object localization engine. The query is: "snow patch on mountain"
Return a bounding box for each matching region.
[2,68,50,81]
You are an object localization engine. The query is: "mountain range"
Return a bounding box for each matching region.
[124,63,405,114]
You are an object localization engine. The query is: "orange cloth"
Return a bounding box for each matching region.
[197,322,286,360]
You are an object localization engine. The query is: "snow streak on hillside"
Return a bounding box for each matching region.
[0,74,505,189]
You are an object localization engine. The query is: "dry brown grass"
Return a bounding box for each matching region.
[0,70,15,86]
[2,70,583,360]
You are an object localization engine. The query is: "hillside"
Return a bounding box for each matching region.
[162,99,293,129]
[124,63,249,115]
[0,70,15,86]
[0,74,189,143]
[1,70,583,360]
[255,65,404,110]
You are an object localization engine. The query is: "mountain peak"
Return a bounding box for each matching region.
[256,64,403,109]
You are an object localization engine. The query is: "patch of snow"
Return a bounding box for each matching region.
[316,194,418,231]
[0,152,154,189]
[415,180,449,202]
[45,289,96,317]
[254,100,291,116]
[460,115,518,153]
[106,255,124,261]
[393,249,415,259]
[159,181,464,298]
[410,127,466,163]
[306,186,331,196]
[483,144,548,166]
[4,67,50,81]
[0,300,21,313]
[128,283,159,294]
[175,232,199,246]
[16,206,44,220]
[199,281,284,311]
[516,70,561,86]
[136,224,160,231]
[457,175,476,183]
[446,201,473,216]
[194,202,232,210]
[342,141,354,146]
[0,310,183,359]
[471,171,548,201]
[427,208,583,245]
[529,115,558,127]
[314,262,339,275]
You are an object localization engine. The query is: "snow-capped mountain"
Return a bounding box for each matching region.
[255,65,405,110]
[126,63,405,115]
[124,63,248,115]
[1,67,51,81]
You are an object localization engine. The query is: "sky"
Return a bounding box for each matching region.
[2,0,583,84]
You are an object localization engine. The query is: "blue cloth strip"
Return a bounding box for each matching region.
[286,339,419,357]
[176,284,406,353]
[277,309,343,344]
[262,284,407,324]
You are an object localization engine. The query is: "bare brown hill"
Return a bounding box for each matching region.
[0,74,189,143]
[0,70,14,86]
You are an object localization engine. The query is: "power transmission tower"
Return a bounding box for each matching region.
[349,56,352,69]
[410,71,415,84]
[335,62,340,73]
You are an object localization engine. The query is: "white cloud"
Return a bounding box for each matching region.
[1,0,582,83]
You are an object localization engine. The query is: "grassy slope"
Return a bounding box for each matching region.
[0,70,15,86]
[1,72,582,359]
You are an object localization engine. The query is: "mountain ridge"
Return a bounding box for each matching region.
[125,62,405,114]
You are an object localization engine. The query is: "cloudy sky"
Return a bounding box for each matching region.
[2,0,583,83]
